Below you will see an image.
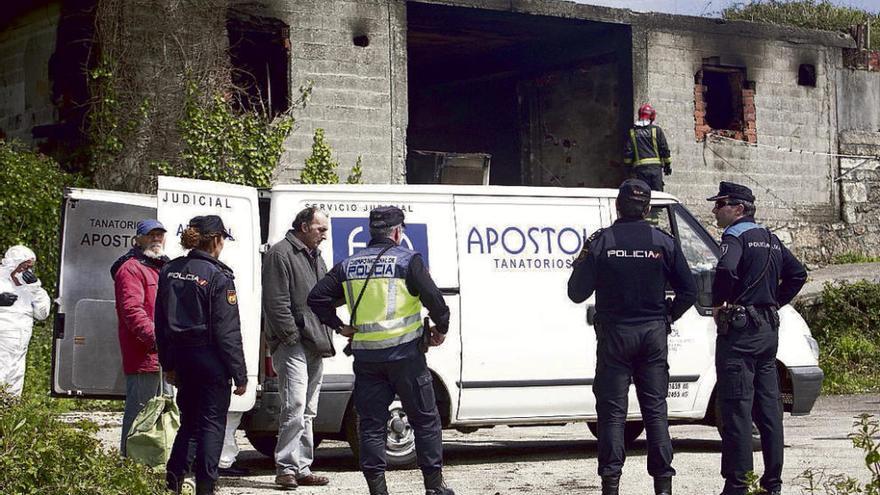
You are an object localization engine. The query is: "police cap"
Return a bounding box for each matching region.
[617,179,652,204]
[189,215,235,241]
[369,206,406,229]
[706,181,755,203]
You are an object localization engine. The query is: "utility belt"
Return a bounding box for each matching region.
[716,304,779,336]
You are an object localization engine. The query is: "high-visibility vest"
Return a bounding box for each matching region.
[626,127,665,166]
[341,244,423,351]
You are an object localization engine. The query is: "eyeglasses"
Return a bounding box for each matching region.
[714,200,741,209]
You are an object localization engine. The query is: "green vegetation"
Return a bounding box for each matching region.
[0,141,88,293]
[723,0,880,50]
[300,128,363,185]
[796,414,880,495]
[798,281,880,394]
[832,252,880,265]
[157,81,312,188]
[0,391,166,495]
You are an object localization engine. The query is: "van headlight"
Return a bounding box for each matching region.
[804,335,820,361]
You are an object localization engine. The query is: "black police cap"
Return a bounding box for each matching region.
[189,215,235,240]
[617,179,652,204]
[707,181,755,203]
[369,206,406,229]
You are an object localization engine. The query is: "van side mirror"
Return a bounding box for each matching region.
[694,270,715,316]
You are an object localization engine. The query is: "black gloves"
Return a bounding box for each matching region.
[0,292,18,306]
[663,163,672,176]
[20,269,38,284]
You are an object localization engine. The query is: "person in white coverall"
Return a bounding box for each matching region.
[0,245,51,396]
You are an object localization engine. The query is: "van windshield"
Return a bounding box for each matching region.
[674,209,718,273]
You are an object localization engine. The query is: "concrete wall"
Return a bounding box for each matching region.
[837,69,880,132]
[644,29,840,233]
[274,0,405,185]
[0,3,60,142]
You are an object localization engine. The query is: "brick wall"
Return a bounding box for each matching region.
[645,29,839,230]
[0,3,60,142]
[273,0,404,185]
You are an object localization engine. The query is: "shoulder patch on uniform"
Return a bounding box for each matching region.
[574,228,605,264]
[226,289,237,305]
[720,243,729,257]
[586,228,606,244]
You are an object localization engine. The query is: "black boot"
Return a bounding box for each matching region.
[165,472,183,494]
[424,470,455,495]
[195,480,215,495]
[654,476,672,495]
[601,475,620,495]
[365,473,389,495]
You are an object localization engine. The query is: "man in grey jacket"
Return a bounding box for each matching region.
[262,207,334,489]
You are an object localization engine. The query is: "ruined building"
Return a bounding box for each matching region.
[2,0,879,262]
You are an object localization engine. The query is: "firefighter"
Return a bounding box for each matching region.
[624,103,672,191]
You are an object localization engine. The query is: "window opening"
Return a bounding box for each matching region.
[226,13,290,116]
[695,63,755,143]
[798,64,816,87]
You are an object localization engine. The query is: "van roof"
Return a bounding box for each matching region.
[270,184,679,202]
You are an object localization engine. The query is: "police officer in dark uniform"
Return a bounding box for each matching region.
[568,179,696,495]
[308,206,454,495]
[707,182,807,495]
[156,215,248,495]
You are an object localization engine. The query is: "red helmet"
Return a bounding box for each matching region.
[638,103,656,122]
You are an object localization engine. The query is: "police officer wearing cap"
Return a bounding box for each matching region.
[156,215,248,495]
[568,179,696,495]
[308,206,454,495]
[707,182,807,495]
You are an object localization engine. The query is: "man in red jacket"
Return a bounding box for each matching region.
[111,219,170,455]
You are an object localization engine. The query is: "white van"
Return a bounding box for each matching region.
[52,177,824,467]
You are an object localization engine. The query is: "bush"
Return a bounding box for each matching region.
[0,391,166,495]
[799,281,880,393]
[300,128,363,185]
[723,0,880,50]
[0,140,88,294]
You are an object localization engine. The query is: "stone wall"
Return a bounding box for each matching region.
[272,0,405,185]
[644,29,840,231]
[0,3,60,142]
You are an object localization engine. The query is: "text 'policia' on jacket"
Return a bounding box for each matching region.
[623,124,671,167]
[308,237,450,363]
[712,216,808,308]
[567,218,696,325]
[155,249,247,386]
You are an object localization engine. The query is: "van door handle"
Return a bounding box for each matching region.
[586,305,596,325]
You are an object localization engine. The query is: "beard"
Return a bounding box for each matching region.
[142,244,165,259]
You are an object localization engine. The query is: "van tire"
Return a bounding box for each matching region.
[587,421,645,447]
[343,403,418,470]
[245,431,278,458]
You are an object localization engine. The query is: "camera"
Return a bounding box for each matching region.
[717,304,748,335]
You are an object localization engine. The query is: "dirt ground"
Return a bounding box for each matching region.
[85,394,879,494]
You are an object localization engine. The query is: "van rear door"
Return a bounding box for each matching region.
[53,188,156,398]
[157,176,261,411]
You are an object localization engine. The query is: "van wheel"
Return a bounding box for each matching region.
[343,403,418,470]
[713,397,761,450]
[245,431,277,458]
[587,421,645,447]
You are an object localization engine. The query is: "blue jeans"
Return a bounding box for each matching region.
[121,372,163,456]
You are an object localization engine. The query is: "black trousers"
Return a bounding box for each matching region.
[632,165,664,191]
[716,310,783,495]
[353,352,443,478]
[594,319,674,478]
[166,347,231,492]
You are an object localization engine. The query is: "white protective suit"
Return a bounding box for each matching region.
[0,245,51,396]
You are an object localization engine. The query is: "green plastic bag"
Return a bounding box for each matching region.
[126,395,180,470]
